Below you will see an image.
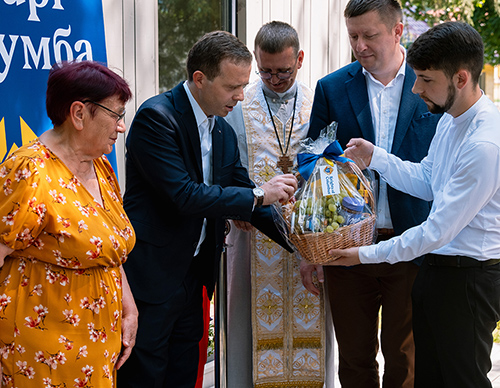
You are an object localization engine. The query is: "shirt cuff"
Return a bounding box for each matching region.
[369,146,388,173]
[358,245,381,264]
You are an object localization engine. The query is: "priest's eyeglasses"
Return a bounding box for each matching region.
[256,69,294,80]
[81,100,126,123]
[256,57,299,80]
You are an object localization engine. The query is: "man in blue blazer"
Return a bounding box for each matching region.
[118,31,297,388]
[300,1,441,387]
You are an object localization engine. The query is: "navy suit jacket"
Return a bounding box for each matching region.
[123,83,288,303]
[308,61,441,236]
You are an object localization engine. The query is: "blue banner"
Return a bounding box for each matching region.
[0,0,110,165]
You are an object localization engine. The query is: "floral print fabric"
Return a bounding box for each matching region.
[0,140,135,387]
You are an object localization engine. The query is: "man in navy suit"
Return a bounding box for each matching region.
[118,31,297,388]
[300,1,440,387]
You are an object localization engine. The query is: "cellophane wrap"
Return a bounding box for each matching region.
[273,122,377,264]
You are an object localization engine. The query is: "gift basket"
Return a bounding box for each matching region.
[274,122,377,264]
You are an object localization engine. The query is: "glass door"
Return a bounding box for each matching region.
[158,0,233,92]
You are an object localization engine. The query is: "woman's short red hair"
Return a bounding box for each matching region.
[46,61,132,126]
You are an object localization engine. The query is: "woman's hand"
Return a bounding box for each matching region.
[0,243,13,380]
[115,267,139,370]
[0,243,14,268]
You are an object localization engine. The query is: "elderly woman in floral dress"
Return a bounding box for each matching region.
[0,60,137,387]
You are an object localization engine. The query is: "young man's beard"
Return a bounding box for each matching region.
[428,82,456,114]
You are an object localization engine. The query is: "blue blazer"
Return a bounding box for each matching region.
[308,61,441,236]
[123,83,287,303]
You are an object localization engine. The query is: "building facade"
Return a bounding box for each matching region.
[101,0,350,188]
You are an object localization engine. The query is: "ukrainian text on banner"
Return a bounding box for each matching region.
[0,0,112,166]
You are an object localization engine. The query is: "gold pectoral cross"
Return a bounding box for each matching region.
[277,154,293,174]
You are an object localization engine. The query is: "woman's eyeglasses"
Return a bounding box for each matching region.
[81,100,126,123]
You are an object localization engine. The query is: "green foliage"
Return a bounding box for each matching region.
[207,318,215,357]
[405,0,500,65]
[473,0,500,65]
[158,0,222,92]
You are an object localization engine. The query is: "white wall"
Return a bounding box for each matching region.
[102,0,159,189]
[241,0,351,89]
[101,0,351,189]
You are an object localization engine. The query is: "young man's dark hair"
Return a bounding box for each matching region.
[407,21,484,86]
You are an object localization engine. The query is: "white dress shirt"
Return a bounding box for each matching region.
[362,49,406,229]
[183,81,214,256]
[360,94,500,264]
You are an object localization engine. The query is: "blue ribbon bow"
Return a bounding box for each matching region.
[297,140,353,181]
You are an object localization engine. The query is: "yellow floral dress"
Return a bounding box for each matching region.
[0,140,135,387]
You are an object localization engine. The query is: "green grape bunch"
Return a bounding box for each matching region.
[292,191,350,234]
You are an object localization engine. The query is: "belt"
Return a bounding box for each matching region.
[426,253,500,268]
[376,228,395,242]
[377,228,394,236]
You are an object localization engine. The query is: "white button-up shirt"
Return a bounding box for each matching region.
[184,81,214,256]
[362,50,406,229]
[360,94,500,264]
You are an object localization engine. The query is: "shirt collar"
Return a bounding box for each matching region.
[183,81,213,132]
[362,46,407,86]
[453,91,486,126]
[261,79,298,102]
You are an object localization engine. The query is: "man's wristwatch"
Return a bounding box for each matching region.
[253,187,265,207]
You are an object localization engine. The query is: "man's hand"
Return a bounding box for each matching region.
[233,220,253,232]
[299,259,324,296]
[344,138,375,169]
[326,247,361,266]
[260,174,298,205]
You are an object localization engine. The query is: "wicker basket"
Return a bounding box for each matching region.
[290,213,376,264]
[287,162,376,265]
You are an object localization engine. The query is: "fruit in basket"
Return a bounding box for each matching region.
[292,192,351,234]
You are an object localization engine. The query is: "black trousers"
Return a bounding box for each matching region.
[412,258,500,388]
[117,268,204,388]
[325,262,418,388]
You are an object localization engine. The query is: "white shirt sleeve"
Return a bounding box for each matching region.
[360,141,500,264]
[370,145,434,202]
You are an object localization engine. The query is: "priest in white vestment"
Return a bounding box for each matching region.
[225,21,335,388]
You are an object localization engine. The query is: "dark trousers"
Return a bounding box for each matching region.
[325,262,418,388]
[117,269,203,388]
[412,259,500,388]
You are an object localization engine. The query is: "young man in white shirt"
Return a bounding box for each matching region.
[330,21,500,388]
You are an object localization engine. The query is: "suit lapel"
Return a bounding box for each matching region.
[391,65,419,154]
[211,118,223,185]
[171,83,204,181]
[346,65,376,143]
